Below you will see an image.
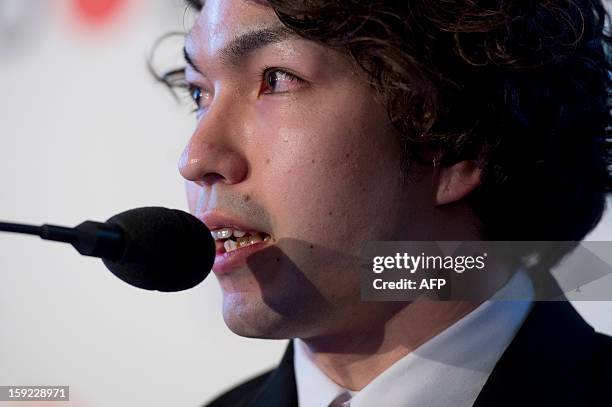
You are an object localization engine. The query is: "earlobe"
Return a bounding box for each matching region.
[434,160,482,206]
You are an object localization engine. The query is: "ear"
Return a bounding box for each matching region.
[434,160,482,205]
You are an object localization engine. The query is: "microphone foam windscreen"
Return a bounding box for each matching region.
[102,207,215,292]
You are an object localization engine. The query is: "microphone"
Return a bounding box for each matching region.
[0,207,215,292]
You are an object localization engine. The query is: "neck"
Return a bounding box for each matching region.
[299,299,482,390]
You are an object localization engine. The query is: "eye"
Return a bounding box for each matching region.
[188,84,211,110]
[260,68,306,94]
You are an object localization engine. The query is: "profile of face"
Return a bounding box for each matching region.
[179,0,480,340]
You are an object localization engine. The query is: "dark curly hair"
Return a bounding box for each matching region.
[180,0,612,242]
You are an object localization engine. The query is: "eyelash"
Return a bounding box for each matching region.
[187,84,205,112]
[178,67,305,112]
[257,66,305,94]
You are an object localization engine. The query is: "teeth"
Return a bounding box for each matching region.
[233,229,246,238]
[223,232,269,253]
[224,239,238,252]
[212,228,233,240]
[236,234,263,248]
[212,226,273,253]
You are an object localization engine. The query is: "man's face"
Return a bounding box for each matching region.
[180,0,433,339]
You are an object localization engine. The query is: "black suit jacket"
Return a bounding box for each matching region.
[203,301,612,406]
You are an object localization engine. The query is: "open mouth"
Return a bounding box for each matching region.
[211,227,272,253]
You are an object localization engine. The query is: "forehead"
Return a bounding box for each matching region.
[188,0,279,54]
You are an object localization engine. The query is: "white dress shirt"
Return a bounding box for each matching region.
[294,270,534,407]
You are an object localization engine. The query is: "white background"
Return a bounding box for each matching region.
[1,1,611,406]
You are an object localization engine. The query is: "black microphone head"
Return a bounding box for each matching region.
[102,207,215,292]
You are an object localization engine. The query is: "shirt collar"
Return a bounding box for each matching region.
[293,269,534,407]
[294,336,352,407]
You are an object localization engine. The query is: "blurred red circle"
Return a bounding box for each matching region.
[73,0,126,24]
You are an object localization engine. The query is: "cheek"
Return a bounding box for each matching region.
[257,95,406,257]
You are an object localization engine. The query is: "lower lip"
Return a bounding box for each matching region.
[212,241,271,275]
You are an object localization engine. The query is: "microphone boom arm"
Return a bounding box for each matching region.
[0,221,124,261]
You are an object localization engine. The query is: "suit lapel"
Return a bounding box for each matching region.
[248,340,298,407]
[473,300,596,406]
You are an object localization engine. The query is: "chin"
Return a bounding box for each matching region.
[221,293,290,339]
[221,292,319,339]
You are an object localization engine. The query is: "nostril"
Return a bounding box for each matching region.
[200,173,225,186]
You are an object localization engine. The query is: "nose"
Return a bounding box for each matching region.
[178,101,249,187]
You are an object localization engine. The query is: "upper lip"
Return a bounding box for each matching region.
[198,211,269,235]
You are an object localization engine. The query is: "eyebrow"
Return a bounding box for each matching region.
[184,25,299,74]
